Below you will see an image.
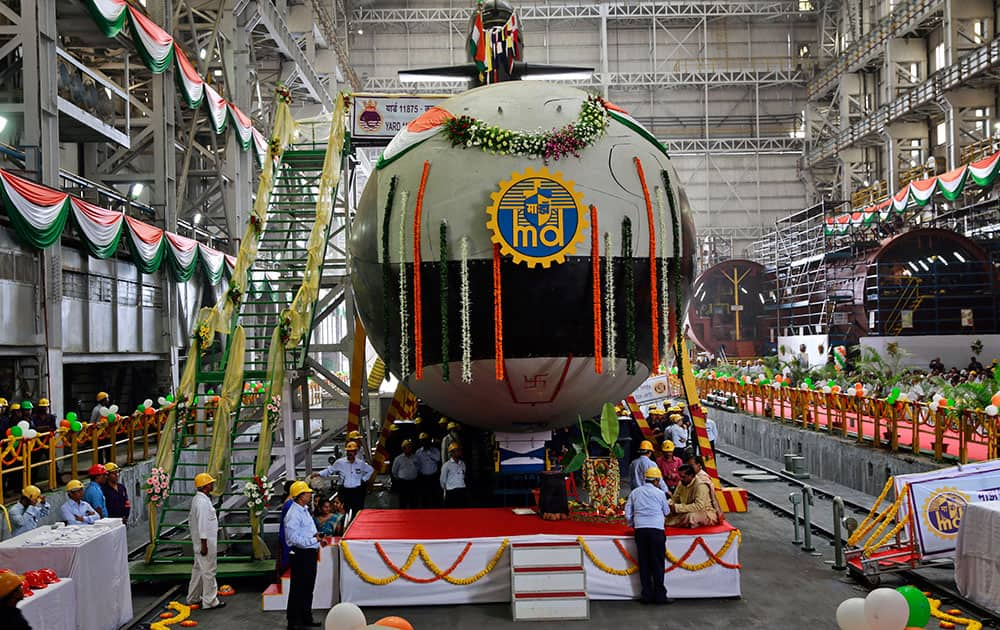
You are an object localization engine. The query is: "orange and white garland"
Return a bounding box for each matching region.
[341,539,510,586]
[577,529,742,576]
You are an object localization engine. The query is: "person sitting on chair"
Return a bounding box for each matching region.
[665,464,723,528]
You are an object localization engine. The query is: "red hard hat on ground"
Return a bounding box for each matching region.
[88,464,107,477]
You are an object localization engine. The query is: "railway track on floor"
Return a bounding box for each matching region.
[715,448,998,626]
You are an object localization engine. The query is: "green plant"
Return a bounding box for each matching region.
[562,403,624,473]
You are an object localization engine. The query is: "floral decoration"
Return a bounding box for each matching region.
[268,136,283,158]
[196,322,212,355]
[145,467,170,504]
[243,475,272,515]
[275,83,292,105]
[265,394,281,416]
[227,283,242,305]
[442,94,609,162]
[278,315,292,345]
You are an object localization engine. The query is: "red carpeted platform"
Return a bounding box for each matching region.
[343,507,735,541]
[338,508,742,606]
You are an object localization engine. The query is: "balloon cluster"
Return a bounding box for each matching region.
[836,586,930,630]
[156,394,176,408]
[59,412,84,432]
[135,398,158,417]
[324,603,414,630]
[6,420,39,440]
[930,393,955,410]
[96,404,120,425]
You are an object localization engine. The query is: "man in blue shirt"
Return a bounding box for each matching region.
[83,464,108,518]
[10,485,50,536]
[313,441,373,517]
[625,466,673,605]
[629,441,668,493]
[61,479,99,525]
[414,432,441,508]
[284,481,321,630]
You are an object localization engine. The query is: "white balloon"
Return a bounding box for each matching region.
[835,597,868,630]
[99,406,110,416]
[143,398,153,408]
[109,404,119,414]
[157,397,167,406]
[325,602,366,630]
[864,588,910,630]
[17,420,30,431]
[25,429,38,439]
[987,405,998,417]
[822,386,832,394]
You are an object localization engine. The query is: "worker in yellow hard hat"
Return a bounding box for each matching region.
[313,441,373,517]
[283,480,321,628]
[415,431,442,507]
[187,472,225,610]
[629,440,668,493]
[32,397,56,433]
[61,479,99,525]
[656,440,682,491]
[392,439,420,509]
[441,421,461,462]
[0,571,28,624]
[91,392,110,423]
[665,413,690,460]
[440,442,467,508]
[103,462,130,524]
[10,485,49,536]
[625,465,673,605]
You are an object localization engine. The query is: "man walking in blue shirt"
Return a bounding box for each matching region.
[284,481,322,630]
[625,467,673,605]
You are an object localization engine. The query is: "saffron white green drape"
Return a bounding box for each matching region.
[82,1,266,165]
[824,149,1000,234]
[0,168,230,284]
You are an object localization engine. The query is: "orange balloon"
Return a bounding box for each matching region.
[159,613,174,619]
[991,393,1000,407]
[374,617,414,630]
[180,622,198,627]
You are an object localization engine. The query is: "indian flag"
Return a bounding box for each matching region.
[378,106,456,168]
[969,150,1000,187]
[469,11,487,71]
[908,175,937,206]
[936,164,968,201]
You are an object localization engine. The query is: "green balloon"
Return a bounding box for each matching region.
[166,394,175,403]
[896,586,930,627]
[10,426,22,437]
[137,404,146,412]
[70,420,83,432]
[207,389,216,396]
[66,412,78,422]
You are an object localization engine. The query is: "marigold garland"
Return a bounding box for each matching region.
[381,176,399,367]
[577,529,742,575]
[442,93,609,162]
[439,221,450,382]
[412,161,431,380]
[150,602,191,630]
[929,596,984,630]
[634,157,659,373]
[655,185,670,367]
[847,477,894,546]
[460,236,472,384]
[604,232,616,377]
[621,218,636,375]
[397,190,410,378]
[493,243,505,381]
[341,539,510,586]
[590,205,602,375]
[861,484,910,557]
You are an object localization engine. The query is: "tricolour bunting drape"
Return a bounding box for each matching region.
[0,168,230,285]
[825,148,1000,234]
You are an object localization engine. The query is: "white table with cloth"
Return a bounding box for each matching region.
[0,523,132,630]
[17,577,77,630]
[955,500,1000,615]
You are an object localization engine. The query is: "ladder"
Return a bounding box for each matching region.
[146,133,346,567]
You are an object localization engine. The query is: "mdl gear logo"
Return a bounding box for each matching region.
[921,486,969,539]
[486,167,587,268]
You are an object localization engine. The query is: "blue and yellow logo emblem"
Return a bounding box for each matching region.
[921,487,969,539]
[486,167,587,268]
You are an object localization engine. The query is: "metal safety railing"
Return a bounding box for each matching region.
[0,410,166,500]
[686,376,999,463]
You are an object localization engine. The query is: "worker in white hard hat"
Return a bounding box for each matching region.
[313,441,373,517]
[625,467,673,605]
[283,481,321,629]
[10,485,49,536]
[186,472,225,611]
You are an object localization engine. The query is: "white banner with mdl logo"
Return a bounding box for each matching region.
[894,462,1000,559]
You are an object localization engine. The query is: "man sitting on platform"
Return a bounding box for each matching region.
[61,479,99,525]
[629,440,668,493]
[666,464,723,528]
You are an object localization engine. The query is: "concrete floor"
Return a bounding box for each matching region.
[131,505,872,629]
